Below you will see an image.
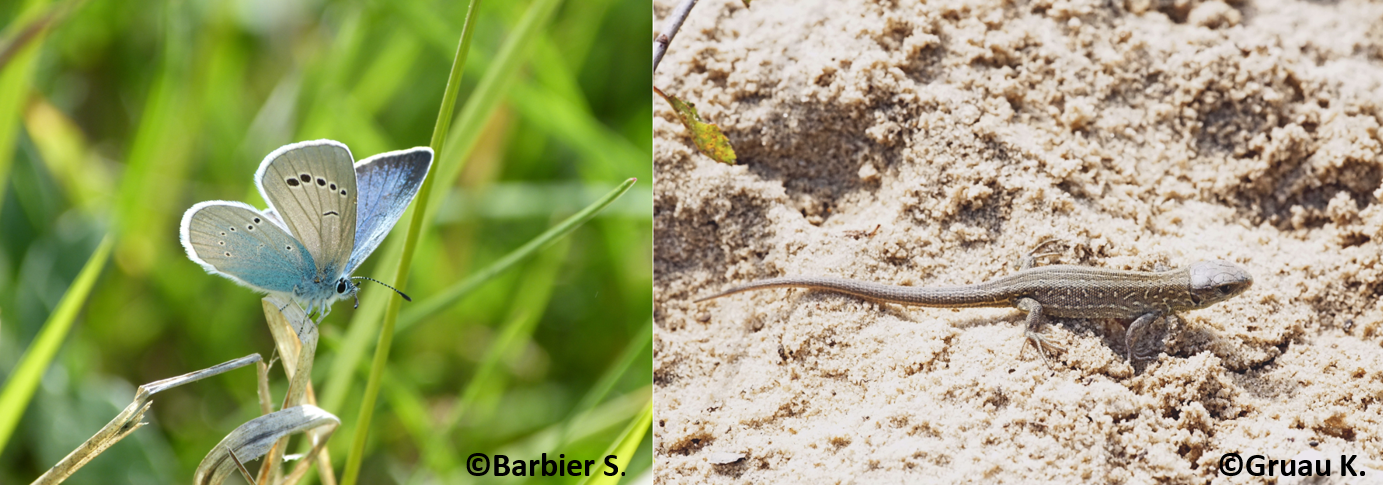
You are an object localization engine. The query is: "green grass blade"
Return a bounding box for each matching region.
[0,234,112,451]
[322,0,567,424]
[399,177,636,330]
[379,365,432,456]
[578,398,652,485]
[318,0,485,419]
[426,1,480,152]
[24,95,112,212]
[348,32,422,116]
[426,0,565,226]
[417,387,649,483]
[498,387,649,454]
[112,0,197,272]
[319,249,393,412]
[508,79,647,181]
[337,1,481,483]
[558,320,651,447]
[448,238,569,425]
[419,236,571,473]
[0,0,52,216]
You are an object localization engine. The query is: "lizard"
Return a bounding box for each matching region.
[695,242,1254,365]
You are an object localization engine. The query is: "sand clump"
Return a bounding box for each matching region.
[654,0,1383,482]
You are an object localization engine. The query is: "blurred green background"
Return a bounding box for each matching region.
[0,0,651,483]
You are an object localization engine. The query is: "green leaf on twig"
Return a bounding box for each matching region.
[655,86,736,165]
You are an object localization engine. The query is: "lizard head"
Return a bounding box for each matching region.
[1186,260,1253,309]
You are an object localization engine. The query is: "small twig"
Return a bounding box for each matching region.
[653,0,699,73]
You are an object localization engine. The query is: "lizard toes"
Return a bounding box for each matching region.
[1022,331,1065,366]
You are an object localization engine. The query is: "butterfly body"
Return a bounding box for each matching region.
[181,140,432,321]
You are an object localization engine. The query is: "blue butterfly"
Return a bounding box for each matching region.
[180,140,432,321]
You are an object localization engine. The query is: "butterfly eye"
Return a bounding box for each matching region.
[336,280,348,293]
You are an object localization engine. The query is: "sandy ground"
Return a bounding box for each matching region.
[652,0,1383,482]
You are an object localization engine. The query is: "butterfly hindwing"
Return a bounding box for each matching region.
[347,147,433,272]
[182,140,429,319]
[255,140,358,277]
[180,201,317,294]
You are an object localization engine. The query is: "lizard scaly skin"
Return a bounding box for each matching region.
[697,258,1253,364]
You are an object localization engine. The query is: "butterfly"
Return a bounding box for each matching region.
[180,140,432,322]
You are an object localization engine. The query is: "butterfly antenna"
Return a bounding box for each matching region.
[351,276,412,301]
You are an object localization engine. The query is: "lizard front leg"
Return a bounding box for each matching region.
[1126,312,1168,364]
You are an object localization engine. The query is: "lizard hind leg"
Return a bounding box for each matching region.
[1016,298,1065,367]
[1018,238,1065,270]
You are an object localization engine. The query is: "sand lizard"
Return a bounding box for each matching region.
[696,244,1253,364]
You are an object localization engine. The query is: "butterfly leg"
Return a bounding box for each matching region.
[315,303,331,325]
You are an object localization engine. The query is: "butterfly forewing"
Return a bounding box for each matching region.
[255,140,358,276]
[182,140,430,318]
[348,147,433,272]
[181,202,317,294]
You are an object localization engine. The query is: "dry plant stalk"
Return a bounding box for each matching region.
[31,290,338,484]
[192,404,340,485]
[193,296,336,485]
[30,354,264,485]
[259,296,333,485]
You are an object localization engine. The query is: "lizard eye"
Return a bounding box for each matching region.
[1215,283,1241,296]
